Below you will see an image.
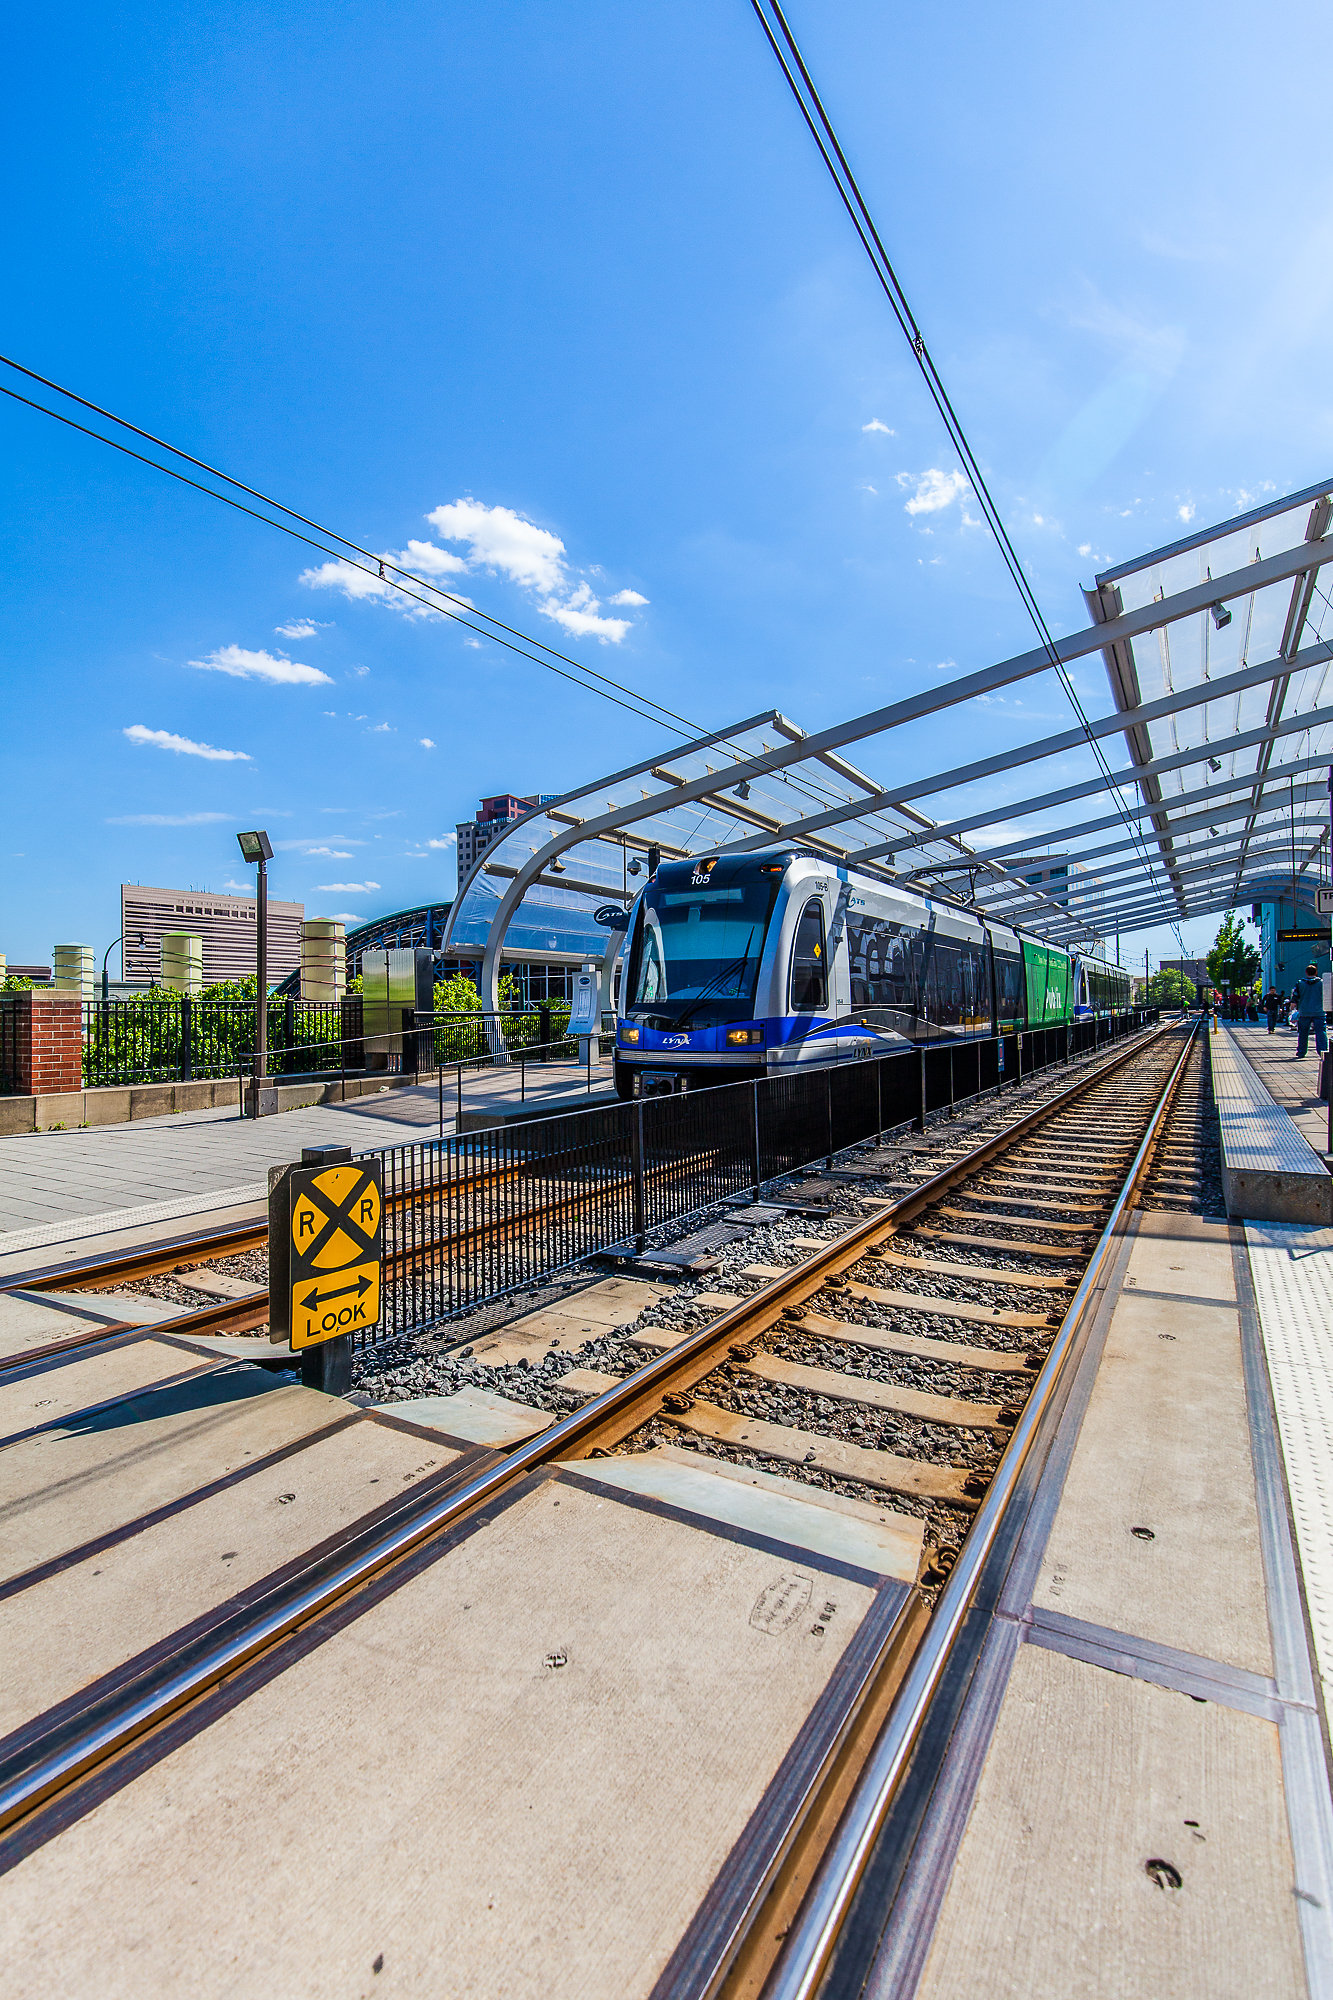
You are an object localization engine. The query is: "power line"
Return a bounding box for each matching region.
[750,0,1184,952]
[0,359,701,738]
[0,358,974,879]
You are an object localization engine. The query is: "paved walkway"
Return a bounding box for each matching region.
[1226,1020,1330,1158]
[0,1059,616,1255]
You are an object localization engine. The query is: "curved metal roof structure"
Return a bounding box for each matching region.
[443,479,1333,1029]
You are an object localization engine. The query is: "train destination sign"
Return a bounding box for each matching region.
[279,1160,383,1349]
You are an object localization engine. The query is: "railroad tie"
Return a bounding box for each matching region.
[956,1190,1107,1216]
[740,1351,1009,1430]
[868,1246,1073,1291]
[664,1400,980,1506]
[833,1280,1050,1329]
[912,1225,1082,1259]
[935,1207,1093,1234]
[796,1306,1040,1373]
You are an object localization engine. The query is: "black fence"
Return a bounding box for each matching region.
[73,997,595,1090]
[80,996,354,1087]
[356,1008,1156,1349]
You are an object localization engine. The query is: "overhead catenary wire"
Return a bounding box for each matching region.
[750,0,1185,954]
[0,360,993,894]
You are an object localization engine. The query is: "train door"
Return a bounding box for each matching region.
[788,897,834,1061]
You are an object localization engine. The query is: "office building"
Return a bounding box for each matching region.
[455,794,556,891]
[121,884,304,988]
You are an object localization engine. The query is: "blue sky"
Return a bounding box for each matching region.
[4,0,1332,972]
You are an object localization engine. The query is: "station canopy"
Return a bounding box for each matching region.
[444,478,1333,1013]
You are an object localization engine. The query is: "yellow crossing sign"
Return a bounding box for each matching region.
[270,1158,383,1349]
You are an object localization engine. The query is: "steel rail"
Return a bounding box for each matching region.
[0,1020,1173,1853]
[760,1020,1199,2000]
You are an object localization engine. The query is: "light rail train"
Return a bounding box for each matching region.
[613,846,1131,1097]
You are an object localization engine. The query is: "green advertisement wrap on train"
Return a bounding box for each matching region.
[1022,942,1071,1024]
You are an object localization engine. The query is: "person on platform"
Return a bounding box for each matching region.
[1294,964,1328,1060]
[1264,987,1283,1034]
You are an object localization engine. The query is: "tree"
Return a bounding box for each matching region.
[1147,967,1194,1009]
[1206,912,1260,992]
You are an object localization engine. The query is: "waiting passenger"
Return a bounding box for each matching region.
[1264,988,1283,1034]
[1294,964,1328,1060]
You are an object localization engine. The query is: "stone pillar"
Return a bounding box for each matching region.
[161,932,203,995]
[300,919,346,1002]
[53,944,95,1003]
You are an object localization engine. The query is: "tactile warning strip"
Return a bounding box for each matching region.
[0,1184,265,1257]
[1246,1218,1333,1712]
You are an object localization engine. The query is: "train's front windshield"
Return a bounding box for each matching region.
[628,875,780,1029]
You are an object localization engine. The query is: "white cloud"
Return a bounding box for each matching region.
[106,811,231,826]
[221,878,252,892]
[427,498,565,592]
[862,419,895,435]
[368,722,392,733]
[539,580,630,643]
[347,663,369,677]
[326,911,362,922]
[398,536,470,579]
[1178,503,1196,523]
[302,496,644,645]
[188,645,332,688]
[427,833,457,850]
[898,469,971,516]
[1078,543,1093,557]
[302,846,354,858]
[420,738,436,749]
[315,880,380,893]
[124,724,250,762]
[274,619,326,639]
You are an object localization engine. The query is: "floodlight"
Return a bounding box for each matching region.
[1208,757,1222,773]
[237,829,273,863]
[1210,602,1232,630]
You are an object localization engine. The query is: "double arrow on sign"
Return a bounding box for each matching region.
[297,1273,374,1312]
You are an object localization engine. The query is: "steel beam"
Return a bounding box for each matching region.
[849,692,1333,865]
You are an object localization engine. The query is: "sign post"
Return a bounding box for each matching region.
[269,1143,382,1394]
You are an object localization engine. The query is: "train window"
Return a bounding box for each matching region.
[790,899,828,1010]
[847,914,921,1023]
[994,947,1025,1026]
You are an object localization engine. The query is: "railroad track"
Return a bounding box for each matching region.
[0,1018,1199,1986]
[0,1024,1161,1375]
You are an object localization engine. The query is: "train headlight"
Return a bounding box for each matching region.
[726,1027,763,1045]
[620,1025,640,1043]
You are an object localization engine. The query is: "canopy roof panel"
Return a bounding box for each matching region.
[452,479,1333,1008]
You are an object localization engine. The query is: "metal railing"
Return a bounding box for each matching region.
[354,1009,1155,1348]
[80,995,351,1087]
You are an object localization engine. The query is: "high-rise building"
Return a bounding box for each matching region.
[121,884,304,987]
[455,794,555,891]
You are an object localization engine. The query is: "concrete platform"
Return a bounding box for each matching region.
[0,1057,618,1266]
[1211,1023,1333,1224]
[874,1206,1333,2000]
[0,1456,911,1999]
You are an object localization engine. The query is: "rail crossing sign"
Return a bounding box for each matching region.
[276,1160,383,1349]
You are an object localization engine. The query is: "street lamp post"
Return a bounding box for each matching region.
[101,932,145,1004]
[237,831,274,1093]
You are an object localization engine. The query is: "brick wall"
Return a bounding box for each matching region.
[0,991,83,1096]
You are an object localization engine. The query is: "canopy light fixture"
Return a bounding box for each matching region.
[1210,602,1232,629]
[734,780,751,800]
